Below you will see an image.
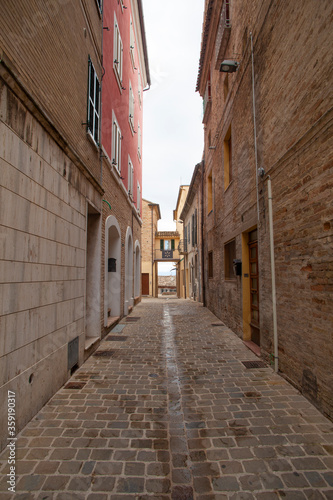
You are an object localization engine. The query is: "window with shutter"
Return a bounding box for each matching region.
[171,240,175,250]
[130,17,135,68]
[128,156,134,196]
[87,58,100,145]
[138,72,142,107]
[137,182,141,213]
[194,209,198,245]
[129,81,135,133]
[95,0,102,14]
[113,14,123,90]
[137,122,141,160]
[112,111,121,174]
[192,214,195,246]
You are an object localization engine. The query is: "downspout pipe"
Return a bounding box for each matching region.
[99,4,105,186]
[201,159,206,306]
[267,176,278,373]
[251,32,278,372]
[151,205,154,297]
[250,32,260,223]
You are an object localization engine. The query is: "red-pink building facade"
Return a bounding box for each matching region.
[102,0,150,211]
[101,0,150,322]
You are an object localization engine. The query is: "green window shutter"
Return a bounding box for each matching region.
[160,239,164,251]
[171,239,175,250]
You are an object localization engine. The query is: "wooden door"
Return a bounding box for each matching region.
[141,273,149,296]
[249,230,260,345]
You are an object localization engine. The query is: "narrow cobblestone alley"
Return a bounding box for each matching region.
[1,298,333,499]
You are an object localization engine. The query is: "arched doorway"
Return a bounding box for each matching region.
[134,240,141,299]
[105,216,121,326]
[124,227,133,315]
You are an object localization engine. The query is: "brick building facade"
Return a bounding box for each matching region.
[180,163,203,303]
[141,199,161,297]
[0,0,150,450]
[173,186,189,298]
[196,0,333,418]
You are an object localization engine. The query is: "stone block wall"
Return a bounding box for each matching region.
[0,81,102,450]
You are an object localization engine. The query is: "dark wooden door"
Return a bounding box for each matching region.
[141,273,149,296]
[249,230,260,345]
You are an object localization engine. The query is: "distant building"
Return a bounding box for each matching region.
[173,186,189,297]
[158,276,177,295]
[180,163,203,302]
[141,199,161,297]
[196,0,333,418]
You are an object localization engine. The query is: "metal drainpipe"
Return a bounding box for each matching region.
[151,205,154,297]
[250,32,260,223]
[267,176,278,373]
[99,6,105,186]
[201,159,206,307]
[251,31,278,372]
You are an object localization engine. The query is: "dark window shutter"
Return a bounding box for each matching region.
[194,209,198,245]
[160,239,164,251]
[171,239,175,250]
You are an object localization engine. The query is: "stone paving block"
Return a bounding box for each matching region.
[16,474,46,491]
[281,471,311,488]
[91,476,116,492]
[212,475,240,491]
[116,476,145,493]
[172,467,192,483]
[323,471,333,487]
[171,485,194,499]
[86,494,108,500]
[1,298,332,499]
[56,493,86,500]
[147,462,170,476]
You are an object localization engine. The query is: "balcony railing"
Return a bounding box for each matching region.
[214,0,231,69]
[202,81,212,124]
[154,249,180,261]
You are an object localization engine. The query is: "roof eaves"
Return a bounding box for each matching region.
[196,0,214,93]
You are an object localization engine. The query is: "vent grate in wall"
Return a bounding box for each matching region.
[242,360,267,369]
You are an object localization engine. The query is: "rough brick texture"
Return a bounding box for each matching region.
[197,0,333,418]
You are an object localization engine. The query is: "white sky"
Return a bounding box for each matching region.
[142,0,205,236]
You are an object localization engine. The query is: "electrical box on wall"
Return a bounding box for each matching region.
[108,258,116,272]
[233,259,242,276]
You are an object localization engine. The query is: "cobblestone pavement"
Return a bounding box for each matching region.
[1,298,333,499]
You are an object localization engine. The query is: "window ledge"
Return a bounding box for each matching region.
[87,130,99,150]
[113,67,123,94]
[224,180,234,193]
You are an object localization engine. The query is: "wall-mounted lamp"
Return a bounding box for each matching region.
[220,60,239,73]
[258,167,266,179]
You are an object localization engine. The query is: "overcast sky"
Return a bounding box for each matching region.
[142,0,205,235]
